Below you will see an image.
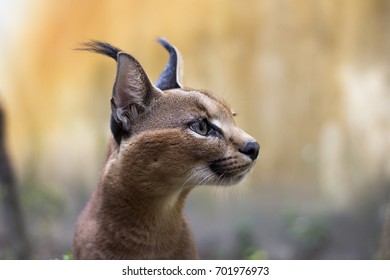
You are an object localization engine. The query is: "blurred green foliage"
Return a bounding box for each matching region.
[62,252,73,260]
[281,207,330,256]
[235,221,268,260]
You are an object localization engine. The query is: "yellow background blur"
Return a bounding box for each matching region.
[1,0,390,259]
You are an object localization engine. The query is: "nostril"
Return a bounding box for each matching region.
[239,141,260,161]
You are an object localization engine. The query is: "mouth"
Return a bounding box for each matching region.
[209,157,253,185]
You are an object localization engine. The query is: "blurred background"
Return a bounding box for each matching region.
[1,0,390,259]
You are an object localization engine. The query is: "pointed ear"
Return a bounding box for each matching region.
[155,38,183,90]
[111,52,162,138]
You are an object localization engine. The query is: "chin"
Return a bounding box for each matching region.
[215,174,247,186]
[186,164,252,187]
[208,167,252,186]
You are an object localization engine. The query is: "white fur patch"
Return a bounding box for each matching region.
[209,119,222,129]
[164,190,182,210]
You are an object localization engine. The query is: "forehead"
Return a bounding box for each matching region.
[164,88,234,121]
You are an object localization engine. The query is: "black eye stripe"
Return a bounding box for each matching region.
[207,121,224,137]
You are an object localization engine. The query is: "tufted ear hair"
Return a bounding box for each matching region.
[110,52,162,143]
[155,38,183,90]
[77,41,162,144]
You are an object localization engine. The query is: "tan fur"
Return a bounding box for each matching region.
[73,43,259,259]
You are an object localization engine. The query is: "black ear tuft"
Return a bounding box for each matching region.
[155,37,183,90]
[78,40,164,145]
[76,40,121,61]
[110,53,162,144]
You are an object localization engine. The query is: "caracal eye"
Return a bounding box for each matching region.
[190,119,209,136]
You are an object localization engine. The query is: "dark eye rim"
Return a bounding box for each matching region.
[188,118,223,137]
[190,120,209,135]
[189,118,209,136]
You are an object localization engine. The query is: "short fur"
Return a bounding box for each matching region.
[73,39,260,259]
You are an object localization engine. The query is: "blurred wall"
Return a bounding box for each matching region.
[1,0,390,258]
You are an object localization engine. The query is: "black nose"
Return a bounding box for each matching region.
[239,141,260,161]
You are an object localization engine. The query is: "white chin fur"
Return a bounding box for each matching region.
[184,165,249,187]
